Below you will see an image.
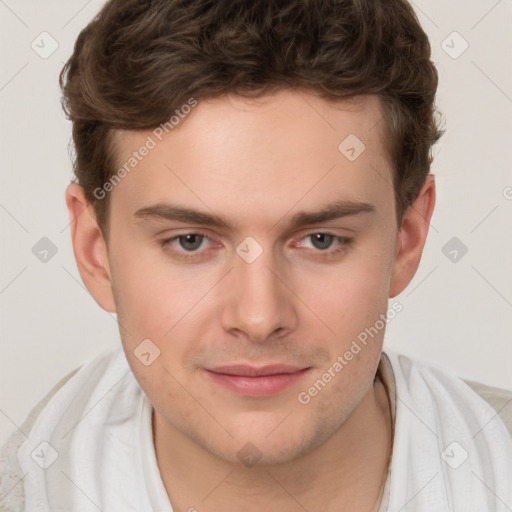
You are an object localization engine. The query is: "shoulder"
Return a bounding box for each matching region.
[381,350,512,437]
[0,346,127,511]
[0,365,82,511]
[462,378,512,437]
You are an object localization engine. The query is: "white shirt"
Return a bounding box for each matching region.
[2,345,511,511]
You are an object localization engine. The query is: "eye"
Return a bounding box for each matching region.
[175,234,205,251]
[307,233,335,250]
[159,233,215,262]
[159,231,351,263]
[297,232,351,256]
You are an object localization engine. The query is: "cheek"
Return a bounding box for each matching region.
[109,243,219,385]
[109,239,203,336]
[300,238,394,329]
[112,267,172,340]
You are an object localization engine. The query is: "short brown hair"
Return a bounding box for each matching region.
[59,0,443,239]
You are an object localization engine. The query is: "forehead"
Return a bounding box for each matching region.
[108,90,393,229]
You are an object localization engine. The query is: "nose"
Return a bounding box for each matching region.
[220,244,299,343]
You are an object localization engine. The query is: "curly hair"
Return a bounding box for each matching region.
[59,0,443,238]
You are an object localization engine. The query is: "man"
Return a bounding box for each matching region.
[1,0,511,511]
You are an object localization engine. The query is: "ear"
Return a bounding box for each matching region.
[389,175,436,298]
[65,183,116,312]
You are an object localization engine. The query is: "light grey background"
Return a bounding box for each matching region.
[1,0,511,445]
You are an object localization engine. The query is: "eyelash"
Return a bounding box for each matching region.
[159,232,352,262]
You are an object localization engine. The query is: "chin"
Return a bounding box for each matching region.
[198,417,332,467]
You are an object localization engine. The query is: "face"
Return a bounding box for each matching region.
[80,91,406,464]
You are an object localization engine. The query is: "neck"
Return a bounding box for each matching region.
[153,376,393,512]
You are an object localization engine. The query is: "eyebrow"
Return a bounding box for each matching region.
[133,199,375,230]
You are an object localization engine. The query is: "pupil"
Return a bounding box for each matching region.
[180,234,202,251]
[312,233,333,250]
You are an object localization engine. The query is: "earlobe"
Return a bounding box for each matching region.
[389,175,436,298]
[65,183,116,313]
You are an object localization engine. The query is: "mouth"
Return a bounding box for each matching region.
[202,364,312,397]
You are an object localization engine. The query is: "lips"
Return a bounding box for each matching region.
[208,364,306,377]
[203,364,311,396]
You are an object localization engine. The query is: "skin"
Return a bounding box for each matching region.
[65,90,435,512]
